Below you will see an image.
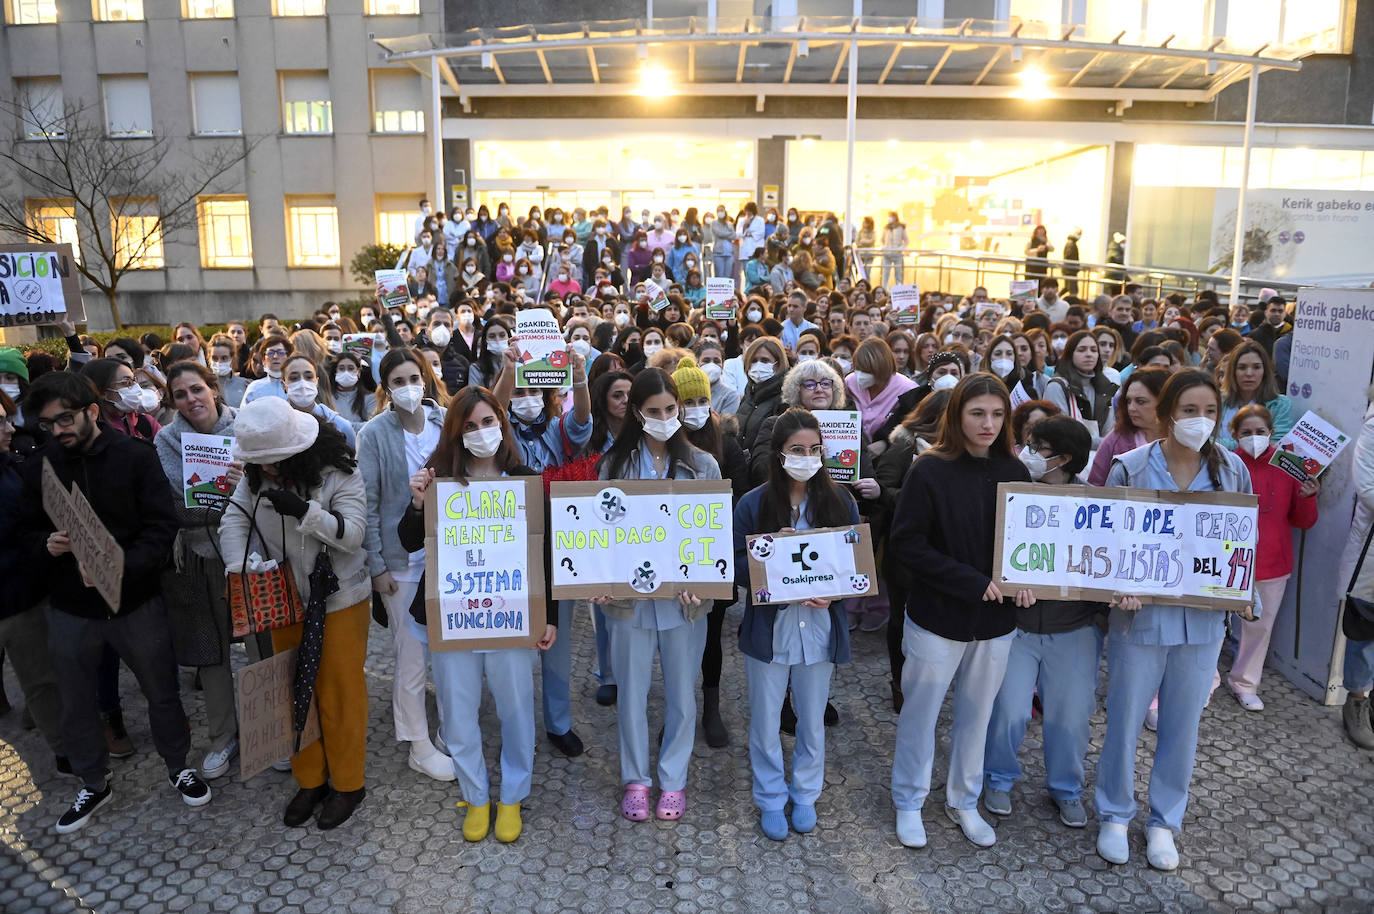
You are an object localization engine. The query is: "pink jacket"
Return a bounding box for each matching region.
[1088,427,1147,486]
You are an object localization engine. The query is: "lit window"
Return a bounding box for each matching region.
[366,0,418,13]
[281,72,332,135]
[198,196,253,268]
[26,199,81,263]
[274,0,325,15]
[102,76,154,137]
[95,0,144,21]
[19,79,64,139]
[285,197,340,267]
[111,197,165,270]
[190,74,242,135]
[184,0,234,18]
[371,70,425,134]
[10,0,57,24]
[375,194,422,247]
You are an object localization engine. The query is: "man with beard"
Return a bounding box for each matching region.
[1098,294,1139,352]
[17,372,209,834]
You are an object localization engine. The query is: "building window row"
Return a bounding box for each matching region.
[17,73,425,138]
[5,0,419,23]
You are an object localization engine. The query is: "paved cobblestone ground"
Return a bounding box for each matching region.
[2,603,1373,914]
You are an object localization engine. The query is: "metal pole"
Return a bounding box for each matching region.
[430,56,445,212]
[1229,63,1258,307]
[843,39,857,261]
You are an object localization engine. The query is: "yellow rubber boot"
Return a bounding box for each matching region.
[462,802,491,841]
[494,802,523,843]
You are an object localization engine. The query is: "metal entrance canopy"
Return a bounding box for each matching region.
[377,15,1309,306]
[375,15,1307,106]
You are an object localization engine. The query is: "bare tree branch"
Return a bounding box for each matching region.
[0,93,262,328]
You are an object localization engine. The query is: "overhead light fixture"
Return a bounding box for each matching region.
[640,64,674,95]
[797,39,809,57]
[637,43,648,60]
[1011,45,1023,63]
[1013,66,1053,100]
[481,51,494,69]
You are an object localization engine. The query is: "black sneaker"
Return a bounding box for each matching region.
[169,768,212,807]
[55,784,112,834]
[547,729,585,758]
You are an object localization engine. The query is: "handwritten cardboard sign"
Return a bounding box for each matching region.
[1270,410,1350,483]
[0,243,85,326]
[181,433,235,509]
[235,649,321,780]
[992,482,1259,611]
[42,458,124,613]
[705,278,737,321]
[424,476,546,651]
[746,523,877,605]
[549,479,735,600]
[513,310,571,388]
[813,409,862,484]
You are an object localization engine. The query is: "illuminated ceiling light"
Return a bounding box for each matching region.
[887,139,900,148]
[802,138,815,147]
[1052,140,1066,152]
[1011,45,1023,63]
[735,141,750,149]
[797,39,809,57]
[640,64,675,95]
[1013,66,1053,100]
[637,43,648,60]
[970,139,985,150]
[481,51,494,69]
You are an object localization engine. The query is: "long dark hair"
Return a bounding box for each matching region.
[588,369,632,453]
[1114,366,1170,436]
[1156,368,1226,489]
[760,408,853,533]
[428,386,522,481]
[327,352,376,423]
[245,420,356,494]
[596,368,700,479]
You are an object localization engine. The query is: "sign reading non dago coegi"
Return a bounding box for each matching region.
[993,482,1259,611]
[0,243,85,327]
[424,477,546,651]
[549,480,735,600]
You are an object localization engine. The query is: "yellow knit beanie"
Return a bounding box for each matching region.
[672,355,711,401]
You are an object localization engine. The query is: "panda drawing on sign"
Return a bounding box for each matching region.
[748,535,776,563]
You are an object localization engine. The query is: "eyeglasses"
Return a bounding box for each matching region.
[801,379,834,391]
[264,347,288,357]
[38,410,81,433]
[107,377,136,390]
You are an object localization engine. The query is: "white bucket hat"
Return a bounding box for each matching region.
[232,395,320,464]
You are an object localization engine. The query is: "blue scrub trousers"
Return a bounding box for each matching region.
[984,625,1104,802]
[745,655,833,812]
[540,599,574,735]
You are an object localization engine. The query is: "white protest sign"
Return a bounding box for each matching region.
[375,268,410,309]
[890,284,921,325]
[993,482,1259,611]
[746,524,877,605]
[643,278,670,312]
[0,243,84,326]
[424,477,545,651]
[814,409,861,484]
[513,310,570,388]
[1009,280,1037,302]
[181,432,235,509]
[1269,410,1351,483]
[549,479,734,600]
[705,278,736,321]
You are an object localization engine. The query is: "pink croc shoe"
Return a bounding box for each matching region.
[656,789,687,821]
[621,784,651,821]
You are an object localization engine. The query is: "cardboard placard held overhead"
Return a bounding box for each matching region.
[41,458,124,613]
[813,410,862,484]
[235,649,321,780]
[992,482,1259,612]
[889,284,921,325]
[0,243,85,326]
[425,476,546,651]
[549,479,734,600]
[180,432,236,509]
[746,524,877,605]
[513,310,571,388]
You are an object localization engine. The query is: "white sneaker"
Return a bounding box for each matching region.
[408,744,456,781]
[1233,691,1264,712]
[200,739,239,780]
[895,809,927,848]
[1097,822,1129,864]
[1146,826,1179,870]
[944,805,996,847]
[272,759,293,772]
[1144,707,1159,731]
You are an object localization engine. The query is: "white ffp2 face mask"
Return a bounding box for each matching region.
[852,370,876,390]
[1238,434,1269,459]
[640,413,681,442]
[990,358,1014,377]
[700,362,722,384]
[1172,416,1215,451]
[391,384,424,414]
[932,373,960,391]
[464,425,504,458]
[782,454,823,482]
[1018,447,1049,481]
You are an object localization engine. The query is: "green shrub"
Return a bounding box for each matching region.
[350,243,407,288]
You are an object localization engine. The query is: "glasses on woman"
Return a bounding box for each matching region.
[265,347,288,358]
[801,379,834,391]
